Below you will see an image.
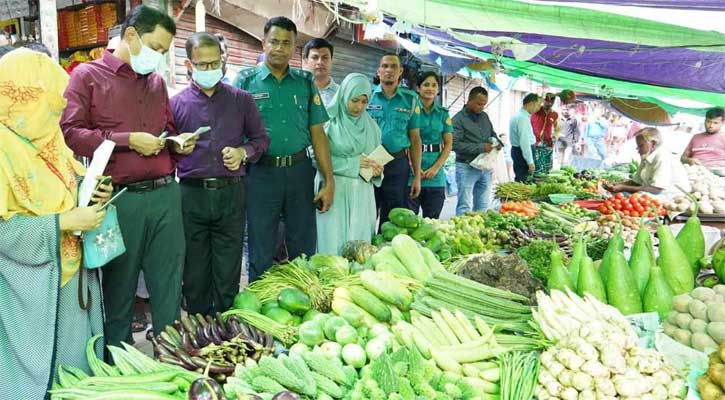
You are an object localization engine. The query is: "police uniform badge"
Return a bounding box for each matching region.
[313,94,322,106]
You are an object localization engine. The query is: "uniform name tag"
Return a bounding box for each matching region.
[395,108,411,113]
[252,92,270,100]
[367,105,383,110]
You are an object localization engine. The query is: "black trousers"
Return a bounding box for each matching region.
[375,156,410,230]
[406,186,446,219]
[512,145,534,183]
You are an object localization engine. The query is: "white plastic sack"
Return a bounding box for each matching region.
[469,148,500,172]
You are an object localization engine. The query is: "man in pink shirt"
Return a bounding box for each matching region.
[681,107,725,170]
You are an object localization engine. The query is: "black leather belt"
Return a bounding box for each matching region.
[258,149,308,168]
[118,175,173,192]
[390,149,407,159]
[180,176,242,190]
[422,144,442,152]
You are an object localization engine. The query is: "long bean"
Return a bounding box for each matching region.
[499,351,540,400]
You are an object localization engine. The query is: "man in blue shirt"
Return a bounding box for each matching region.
[367,53,422,227]
[510,93,542,182]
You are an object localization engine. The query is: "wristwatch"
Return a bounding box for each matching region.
[240,147,248,165]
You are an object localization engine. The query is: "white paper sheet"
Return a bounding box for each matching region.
[360,145,394,182]
[78,140,115,207]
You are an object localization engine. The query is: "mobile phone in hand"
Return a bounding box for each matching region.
[89,176,112,206]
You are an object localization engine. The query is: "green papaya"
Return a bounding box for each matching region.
[411,222,437,242]
[605,250,643,315]
[642,266,674,319]
[656,223,695,295]
[389,208,420,229]
[577,256,607,304]
[381,221,407,241]
[675,198,705,277]
[568,237,586,291]
[548,248,573,292]
[629,222,654,296]
[424,233,444,253]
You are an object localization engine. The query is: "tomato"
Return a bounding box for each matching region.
[615,193,625,200]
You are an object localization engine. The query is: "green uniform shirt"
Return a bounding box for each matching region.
[367,85,420,154]
[409,101,452,188]
[234,63,328,156]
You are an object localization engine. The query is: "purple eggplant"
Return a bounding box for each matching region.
[271,392,300,400]
[188,377,224,400]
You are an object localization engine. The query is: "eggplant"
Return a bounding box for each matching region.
[272,392,300,400]
[188,377,224,400]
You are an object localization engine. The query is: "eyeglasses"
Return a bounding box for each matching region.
[192,60,222,71]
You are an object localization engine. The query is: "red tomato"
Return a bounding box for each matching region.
[615,193,625,200]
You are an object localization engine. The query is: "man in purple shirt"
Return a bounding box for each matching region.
[171,33,269,315]
[61,6,197,348]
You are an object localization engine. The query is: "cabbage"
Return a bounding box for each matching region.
[342,343,367,368]
[309,254,349,279]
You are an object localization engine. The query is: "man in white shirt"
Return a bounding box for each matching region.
[302,38,339,106]
[603,127,690,197]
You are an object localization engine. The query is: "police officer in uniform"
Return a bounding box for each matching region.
[367,53,422,228]
[235,17,334,281]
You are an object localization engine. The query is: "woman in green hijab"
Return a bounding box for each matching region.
[315,73,383,254]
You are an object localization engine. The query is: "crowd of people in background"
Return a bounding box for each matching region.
[1,5,724,399]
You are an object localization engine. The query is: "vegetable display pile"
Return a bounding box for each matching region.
[697,340,725,400]
[448,252,545,303]
[559,202,597,219]
[516,240,567,284]
[665,164,725,215]
[546,214,700,321]
[500,200,539,217]
[495,182,536,201]
[592,214,641,245]
[152,313,274,381]
[597,192,666,218]
[534,290,686,400]
[374,208,454,261]
[662,285,725,353]
[51,335,205,399]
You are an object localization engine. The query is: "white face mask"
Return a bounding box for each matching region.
[129,33,163,75]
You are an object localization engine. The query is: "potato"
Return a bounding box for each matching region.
[692,333,719,352]
[690,299,709,320]
[672,329,692,346]
[709,351,722,365]
[709,364,725,388]
[691,319,709,333]
[675,313,694,329]
[699,379,724,400]
[708,304,725,322]
[672,294,692,313]
[666,311,679,325]
[714,285,725,296]
[693,287,716,302]
[707,322,725,343]
[663,322,678,336]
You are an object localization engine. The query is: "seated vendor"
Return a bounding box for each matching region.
[603,127,691,197]
[681,107,725,175]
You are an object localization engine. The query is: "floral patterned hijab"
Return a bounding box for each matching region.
[0,48,86,286]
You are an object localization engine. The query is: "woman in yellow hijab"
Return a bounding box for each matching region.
[0,48,112,399]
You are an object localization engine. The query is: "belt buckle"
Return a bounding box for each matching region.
[203,179,214,190]
[277,155,293,167]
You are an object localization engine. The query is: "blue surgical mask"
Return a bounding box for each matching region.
[192,68,223,89]
[129,33,163,75]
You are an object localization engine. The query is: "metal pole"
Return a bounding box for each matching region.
[38,0,59,61]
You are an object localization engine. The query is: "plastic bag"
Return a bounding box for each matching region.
[469,148,500,171]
